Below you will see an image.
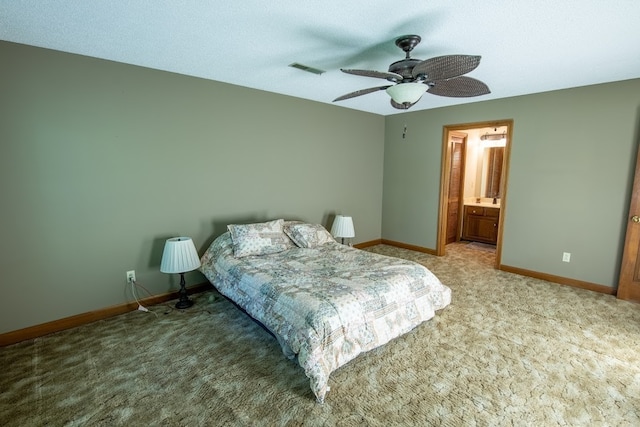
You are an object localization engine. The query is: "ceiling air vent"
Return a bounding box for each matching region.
[289,63,325,75]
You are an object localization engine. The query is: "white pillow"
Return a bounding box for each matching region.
[227,219,293,258]
[284,223,335,248]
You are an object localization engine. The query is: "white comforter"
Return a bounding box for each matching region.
[199,232,451,402]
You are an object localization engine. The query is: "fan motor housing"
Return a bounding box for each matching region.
[388,58,422,81]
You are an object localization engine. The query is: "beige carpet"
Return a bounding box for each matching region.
[2,242,640,426]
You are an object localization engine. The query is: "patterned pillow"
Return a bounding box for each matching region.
[227,219,292,258]
[284,223,336,248]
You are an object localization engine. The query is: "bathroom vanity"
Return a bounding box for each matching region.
[462,204,500,245]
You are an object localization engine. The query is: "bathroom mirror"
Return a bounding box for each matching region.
[483,147,504,198]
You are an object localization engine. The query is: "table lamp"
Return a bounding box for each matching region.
[331,215,355,245]
[160,237,201,309]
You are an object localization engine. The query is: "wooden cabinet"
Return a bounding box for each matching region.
[462,205,500,245]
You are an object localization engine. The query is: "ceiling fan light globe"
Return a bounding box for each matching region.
[386,83,427,104]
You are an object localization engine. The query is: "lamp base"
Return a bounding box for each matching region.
[175,298,194,309]
[175,272,193,310]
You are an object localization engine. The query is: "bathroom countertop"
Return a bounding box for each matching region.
[465,202,501,208]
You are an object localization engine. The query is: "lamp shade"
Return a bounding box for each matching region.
[160,237,201,274]
[386,83,427,104]
[331,215,355,239]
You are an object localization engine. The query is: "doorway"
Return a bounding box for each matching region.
[436,120,513,268]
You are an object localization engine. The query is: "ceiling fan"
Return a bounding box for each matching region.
[333,35,490,110]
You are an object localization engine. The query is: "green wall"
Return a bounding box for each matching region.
[3,38,638,335]
[383,79,640,288]
[0,41,385,334]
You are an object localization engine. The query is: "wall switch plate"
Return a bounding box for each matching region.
[126,270,136,283]
[562,252,571,263]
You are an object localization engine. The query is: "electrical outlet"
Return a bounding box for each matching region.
[562,252,571,263]
[126,270,136,283]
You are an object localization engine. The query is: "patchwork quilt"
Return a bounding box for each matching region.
[199,231,451,402]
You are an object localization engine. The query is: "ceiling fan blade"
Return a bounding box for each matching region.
[427,76,491,97]
[412,55,481,81]
[341,69,403,82]
[333,85,392,102]
[390,99,417,110]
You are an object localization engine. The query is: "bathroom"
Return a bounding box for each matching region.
[443,124,509,254]
[463,126,507,208]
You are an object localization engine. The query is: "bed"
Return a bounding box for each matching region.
[199,219,451,403]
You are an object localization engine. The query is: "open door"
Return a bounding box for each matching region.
[617,144,640,301]
[446,133,466,244]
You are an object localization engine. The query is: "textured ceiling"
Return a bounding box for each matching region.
[2,0,640,116]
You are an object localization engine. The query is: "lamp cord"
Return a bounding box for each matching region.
[131,280,159,318]
[131,280,215,316]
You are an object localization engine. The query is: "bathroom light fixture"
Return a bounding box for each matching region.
[481,131,507,147]
[480,131,506,141]
[386,83,427,105]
